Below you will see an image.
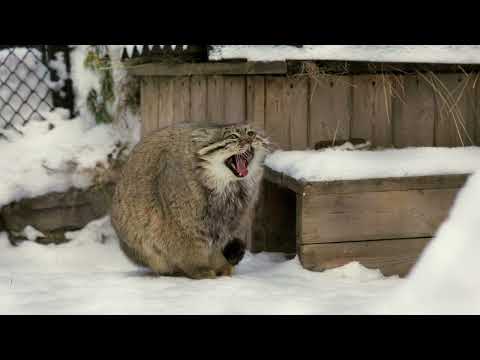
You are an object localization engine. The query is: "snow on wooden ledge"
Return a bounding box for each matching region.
[264,147,480,182]
[209,45,480,64]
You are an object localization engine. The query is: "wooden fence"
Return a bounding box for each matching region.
[141,73,480,150]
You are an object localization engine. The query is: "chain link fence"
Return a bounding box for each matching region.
[0,45,74,134]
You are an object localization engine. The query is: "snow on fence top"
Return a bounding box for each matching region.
[264,147,480,182]
[209,45,480,64]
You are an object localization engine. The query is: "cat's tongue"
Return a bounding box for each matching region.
[235,155,248,177]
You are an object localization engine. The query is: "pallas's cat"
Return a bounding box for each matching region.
[111,123,271,279]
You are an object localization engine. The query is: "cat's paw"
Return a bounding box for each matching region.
[184,267,217,280]
[216,264,234,277]
[223,238,246,266]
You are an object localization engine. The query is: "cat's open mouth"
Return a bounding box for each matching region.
[225,148,254,178]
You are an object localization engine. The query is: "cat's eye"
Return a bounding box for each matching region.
[247,131,255,137]
[227,134,239,140]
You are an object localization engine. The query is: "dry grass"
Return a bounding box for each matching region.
[294,61,478,147]
[294,61,356,103]
[416,69,475,146]
[293,61,410,146]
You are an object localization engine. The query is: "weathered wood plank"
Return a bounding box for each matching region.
[207,76,225,125]
[434,73,475,147]
[173,77,191,124]
[265,76,290,149]
[305,174,469,195]
[157,77,174,129]
[140,78,159,137]
[224,76,246,125]
[299,238,431,277]
[301,188,460,244]
[246,76,266,131]
[129,61,288,77]
[351,74,393,147]
[190,75,208,124]
[286,77,309,149]
[393,75,435,147]
[264,168,469,195]
[263,167,307,194]
[309,76,352,148]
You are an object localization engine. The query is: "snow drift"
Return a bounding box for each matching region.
[376,171,480,314]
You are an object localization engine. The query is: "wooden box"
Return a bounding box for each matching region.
[263,168,469,277]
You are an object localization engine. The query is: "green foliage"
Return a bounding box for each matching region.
[84,46,115,124]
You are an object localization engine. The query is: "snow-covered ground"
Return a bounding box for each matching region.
[3,166,480,314]
[265,147,480,182]
[0,217,401,315]
[3,150,480,314]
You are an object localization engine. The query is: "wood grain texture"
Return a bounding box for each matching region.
[224,76,246,125]
[299,238,431,277]
[157,77,174,129]
[393,75,435,147]
[173,77,191,124]
[263,168,469,195]
[300,188,460,244]
[140,78,159,136]
[190,75,208,124]
[434,73,475,147]
[207,76,225,125]
[351,74,393,147]
[309,76,352,147]
[285,77,309,149]
[265,76,290,149]
[129,61,288,76]
[305,174,469,196]
[246,76,266,130]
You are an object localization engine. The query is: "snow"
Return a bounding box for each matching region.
[23,226,45,242]
[70,45,102,126]
[3,171,480,314]
[0,217,401,315]
[209,45,480,64]
[0,45,141,210]
[47,51,69,94]
[0,108,124,208]
[108,45,142,146]
[265,147,480,182]
[377,171,480,314]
